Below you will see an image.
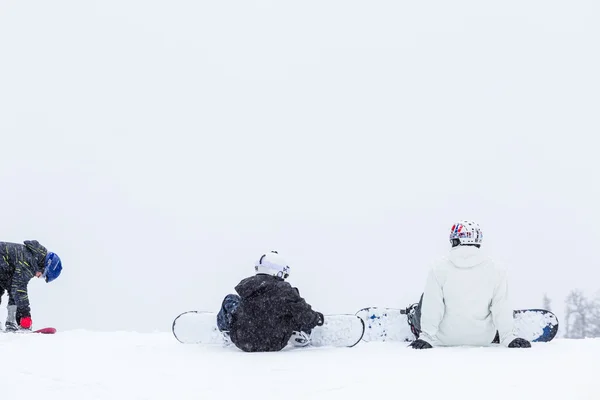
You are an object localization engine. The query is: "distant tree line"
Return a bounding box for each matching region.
[545,290,600,339]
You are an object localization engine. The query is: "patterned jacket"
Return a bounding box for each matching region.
[0,240,48,320]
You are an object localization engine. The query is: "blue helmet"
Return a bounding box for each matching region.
[43,252,62,283]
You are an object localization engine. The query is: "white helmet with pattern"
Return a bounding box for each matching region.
[449,220,483,246]
[255,250,290,279]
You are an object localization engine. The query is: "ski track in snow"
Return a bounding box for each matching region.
[2,331,598,400]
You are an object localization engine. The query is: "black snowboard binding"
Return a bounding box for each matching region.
[402,293,424,339]
[289,331,311,347]
[404,303,421,338]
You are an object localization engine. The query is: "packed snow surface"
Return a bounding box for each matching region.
[2,330,598,399]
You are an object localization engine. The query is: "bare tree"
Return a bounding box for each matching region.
[564,289,588,339]
[542,293,552,311]
[587,291,600,337]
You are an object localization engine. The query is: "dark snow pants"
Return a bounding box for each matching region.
[217,294,240,332]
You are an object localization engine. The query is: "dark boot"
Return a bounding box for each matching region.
[5,305,18,332]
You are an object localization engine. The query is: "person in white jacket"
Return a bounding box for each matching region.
[410,220,531,349]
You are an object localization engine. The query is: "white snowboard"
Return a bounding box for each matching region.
[172,311,365,348]
[172,311,227,345]
[356,307,415,342]
[355,307,559,343]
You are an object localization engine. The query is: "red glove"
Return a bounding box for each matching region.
[20,316,32,329]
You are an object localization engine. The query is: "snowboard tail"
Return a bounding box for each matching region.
[2,327,56,334]
[513,309,558,342]
[356,307,415,343]
[172,311,225,345]
[33,327,57,334]
[172,311,364,348]
[310,314,364,348]
[356,307,558,343]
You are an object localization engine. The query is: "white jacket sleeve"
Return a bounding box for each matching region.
[490,268,517,347]
[419,269,445,346]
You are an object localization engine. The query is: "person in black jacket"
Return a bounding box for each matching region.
[216,251,324,352]
[0,240,63,332]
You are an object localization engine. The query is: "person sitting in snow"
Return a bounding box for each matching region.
[408,221,531,349]
[216,251,324,352]
[0,240,62,332]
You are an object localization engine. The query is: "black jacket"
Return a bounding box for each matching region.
[229,274,322,352]
[0,240,48,320]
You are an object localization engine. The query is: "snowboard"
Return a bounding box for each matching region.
[172,311,365,348]
[2,327,56,334]
[33,327,57,334]
[356,307,559,343]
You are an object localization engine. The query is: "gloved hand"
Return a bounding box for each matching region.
[508,338,531,348]
[410,339,432,349]
[19,316,32,330]
[315,312,324,326]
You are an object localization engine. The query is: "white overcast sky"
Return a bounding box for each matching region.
[0,0,598,333]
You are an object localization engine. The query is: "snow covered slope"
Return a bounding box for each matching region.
[2,331,598,399]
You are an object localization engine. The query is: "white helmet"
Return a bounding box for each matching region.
[449,220,483,246]
[254,251,290,279]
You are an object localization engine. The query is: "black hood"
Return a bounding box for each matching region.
[24,240,48,272]
[235,274,283,298]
